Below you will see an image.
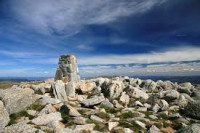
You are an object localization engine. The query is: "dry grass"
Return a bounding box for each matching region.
[0,82,18,89]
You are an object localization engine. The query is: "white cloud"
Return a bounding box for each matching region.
[80,62,200,77]
[9,0,165,35]
[79,46,200,65]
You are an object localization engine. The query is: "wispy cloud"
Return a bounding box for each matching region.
[8,0,165,35]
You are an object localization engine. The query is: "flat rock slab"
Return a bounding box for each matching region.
[82,95,105,107]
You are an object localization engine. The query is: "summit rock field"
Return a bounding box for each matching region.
[0,55,200,133]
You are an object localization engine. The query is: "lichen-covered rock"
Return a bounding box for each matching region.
[79,81,96,93]
[0,101,10,132]
[102,80,124,99]
[177,124,200,133]
[0,88,34,114]
[126,86,149,100]
[141,79,157,92]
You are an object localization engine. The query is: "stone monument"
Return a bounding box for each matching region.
[55,55,81,83]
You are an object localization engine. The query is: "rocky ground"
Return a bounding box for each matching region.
[0,76,200,133]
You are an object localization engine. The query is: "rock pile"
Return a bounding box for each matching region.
[55,55,80,83]
[1,55,200,133]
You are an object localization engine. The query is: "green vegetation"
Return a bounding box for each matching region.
[27,102,45,111]
[120,111,140,119]
[9,110,34,125]
[87,119,108,132]
[119,119,143,132]
[96,112,110,121]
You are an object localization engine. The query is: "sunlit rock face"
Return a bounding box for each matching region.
[55,55,81,83]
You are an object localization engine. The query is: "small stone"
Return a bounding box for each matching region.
[47,120,65,131]
[135,101,144,107]
[68,105,81,117]
[148,125,161,133]
[135,120,146,129]
[161,127,175,133]
[38,104,56,116]
[160,99,169,111]
[73,117,87,125]
[27,110,38,117]
[77,95,88,102]
[90,115,104,123]
[100,99,114,108]
[120,92,130,105]
[108,122,119,131]
[152,104,160,113]
[74,124,95,132]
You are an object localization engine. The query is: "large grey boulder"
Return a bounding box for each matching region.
[156,80,175,90]
[183,101,200,119]
[3,123,39,133]
[177,124,200,133]
[126,86,149,100]
[52,80,67,101]
[102,80,124,99]
[82,95,105,107]
[129,78,142,87]
[163,90,180,101]
[0,101,10,132]
[141,79,157,92]
[0,88,34,114]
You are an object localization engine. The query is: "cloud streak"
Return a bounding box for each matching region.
[9,0,165,35]
[79,46,200,65]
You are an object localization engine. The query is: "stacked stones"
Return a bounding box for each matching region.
[53,55,81,101]
[55,55,80,83]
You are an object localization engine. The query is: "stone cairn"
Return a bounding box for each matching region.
[55,55,80,83]
[53,55,81,100]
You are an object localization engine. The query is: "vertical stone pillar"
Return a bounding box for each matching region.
[55,55,81,83]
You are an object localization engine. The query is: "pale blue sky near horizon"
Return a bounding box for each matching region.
[0,0,200,77]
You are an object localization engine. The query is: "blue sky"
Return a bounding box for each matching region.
[0,0,200,77]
